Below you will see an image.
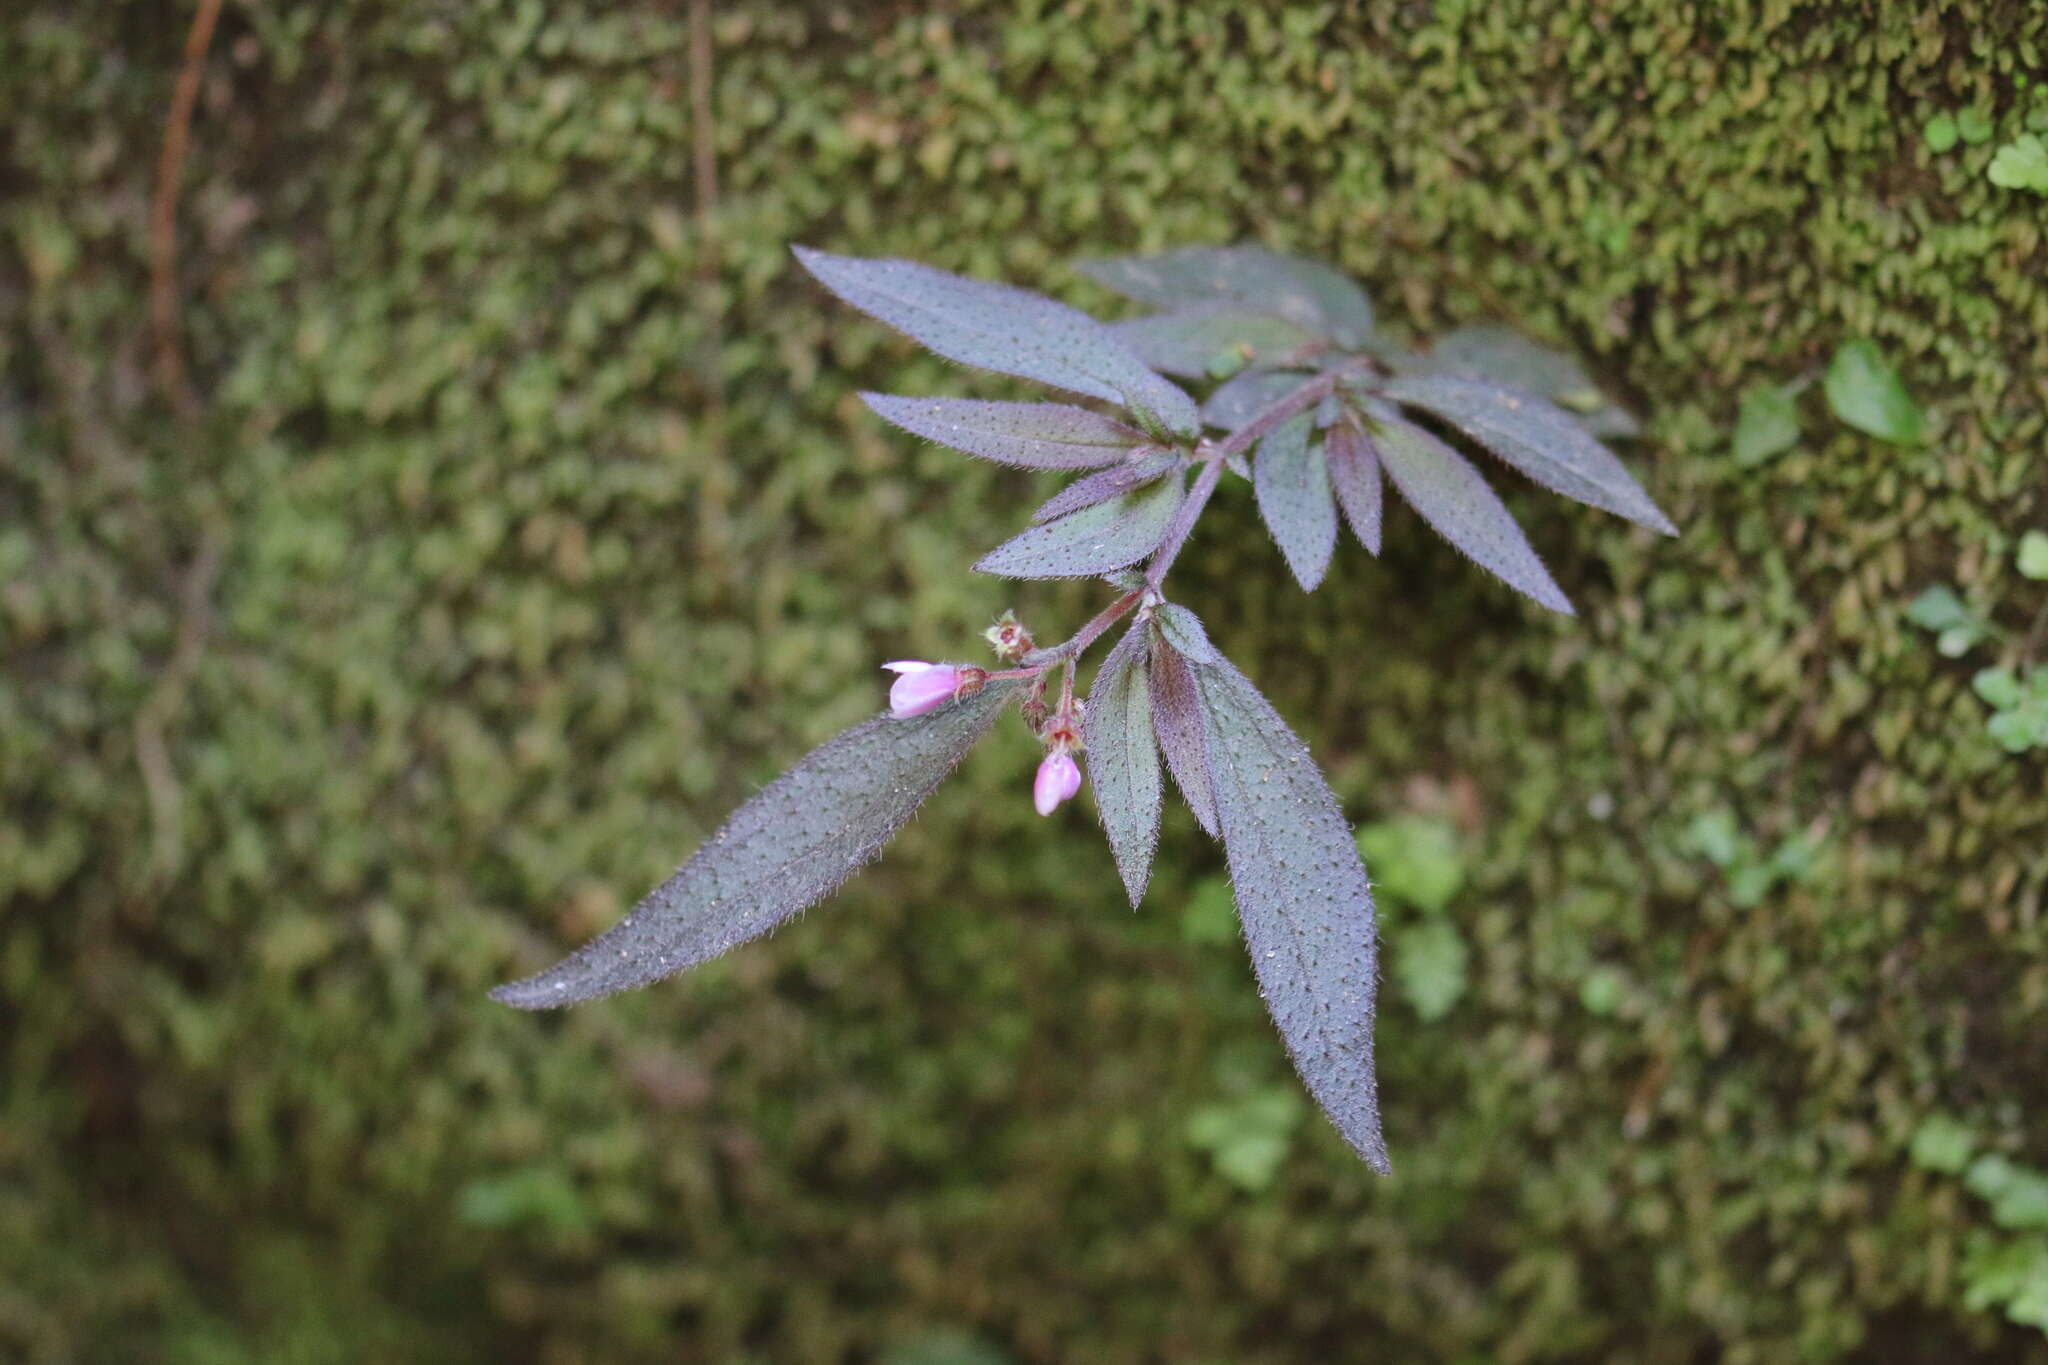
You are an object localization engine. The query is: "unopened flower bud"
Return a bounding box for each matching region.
[882,661,983,718]
[1033,751,1083,817]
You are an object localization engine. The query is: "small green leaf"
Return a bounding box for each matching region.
[1974,667,2023,711]
[1988,134,2048,193]
[1906,585,1972,633]
[1732,384,1801,467]
[2017,529,2048,580]
[1184,1087,1306,1192]
[1910,1115,1977,1175]
[1825,340,1926,445]
[1967,1156,2048,1230]
[1355,816,1464,912]
[1393,918,1469,1021]
[1683,810,1745,869]
[1579,966,1626,1017]
[1924,113,1959,152]
[1958,107,1996,145]
[1988,709,2042,754]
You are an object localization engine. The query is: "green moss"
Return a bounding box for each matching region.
[3,1,2047,1361]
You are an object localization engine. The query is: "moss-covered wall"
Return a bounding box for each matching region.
[4,1,2045,1360]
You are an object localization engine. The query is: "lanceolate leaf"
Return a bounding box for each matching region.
[1253,414,1337,591]
[1110,307,1316,379]
[974,473,1183,579]
[1412,324,1641,439]
[1077,246,1376,348]
[863,394,1145,470]
[1325,422,1383,555]
[1083,626,1162,906]
[1203,368,1310,431]
[1147,632,1220,837]
[1189,644,1390,1174]
[1381,375,1676,534]
[1370,411,1575,615]
[493,680,1022,1009]
[796,248,1198,438]
[1030,450,1181,524]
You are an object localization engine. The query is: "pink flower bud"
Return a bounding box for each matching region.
[883,660,964,718]
[1033,751,1083,817]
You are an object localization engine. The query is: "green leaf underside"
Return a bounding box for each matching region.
[1253,414,1337,591]
[1380,376,1676,534]
[1824,339,1927,446]
[1147,633,1220,837]
[1732,384,1802,467]
[974,473,1184,578]
[1371,413,1575,615]
[492,680,1023,1008]
[1030,450,1180,524]
[862,393,1145,469]
[1083,626,1162,906]
[1324,422,1383,554]
[796,247,1198,437]
[1077,245,1375,348]
[1191,645,1389,1174]
[1203,368,1309,431]
[1111,307,1316,379]
[1414,324,1640,438]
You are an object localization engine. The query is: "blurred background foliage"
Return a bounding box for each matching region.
[4,1,2047,1360]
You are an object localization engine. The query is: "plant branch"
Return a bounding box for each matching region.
[150,0,225,418]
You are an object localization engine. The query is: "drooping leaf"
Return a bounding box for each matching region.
[1083,625,1162,906]
[1203,368,1311,431]
[1411,324,1640,438]
[1731,383,1802,467]
[1371,410,1575,615]
[1324,422,1383,555]
[863,393,1145,469]
[974,473,1183,579]
[1824,339,1927,446]
[493,680,1022,1008]
[1147,632,1220,837]
[1110,307,1316,379]
[1253,414,1337,591]
[1077,245,1376,348]
[1029,450,1181,524]
[1188,643,1389,1174]
[1381,375,1676,534]
[795,247,1199,437]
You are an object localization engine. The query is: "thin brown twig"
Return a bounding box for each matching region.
[149,0,225,418]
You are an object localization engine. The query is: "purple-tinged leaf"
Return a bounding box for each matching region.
[1110,307,1316,380]
[1077,246,1376,348]
[1030,450,1181,524]
[1406,324,1640,438]
[492,679,1022,1009]
[1325,423,1383,555]
[974,473,1183,580]
[1083,625,1162,906]
[795,247,1199,438]
[1253,415,1337,591]
[863,394,1145,470]
[1188,643,1389,1174]
[1147,631,1219,837]
[1382,375,1675,534]
[1370,410,1574,616]
[1154,602,1221,663]
[1202,369,1309,431]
